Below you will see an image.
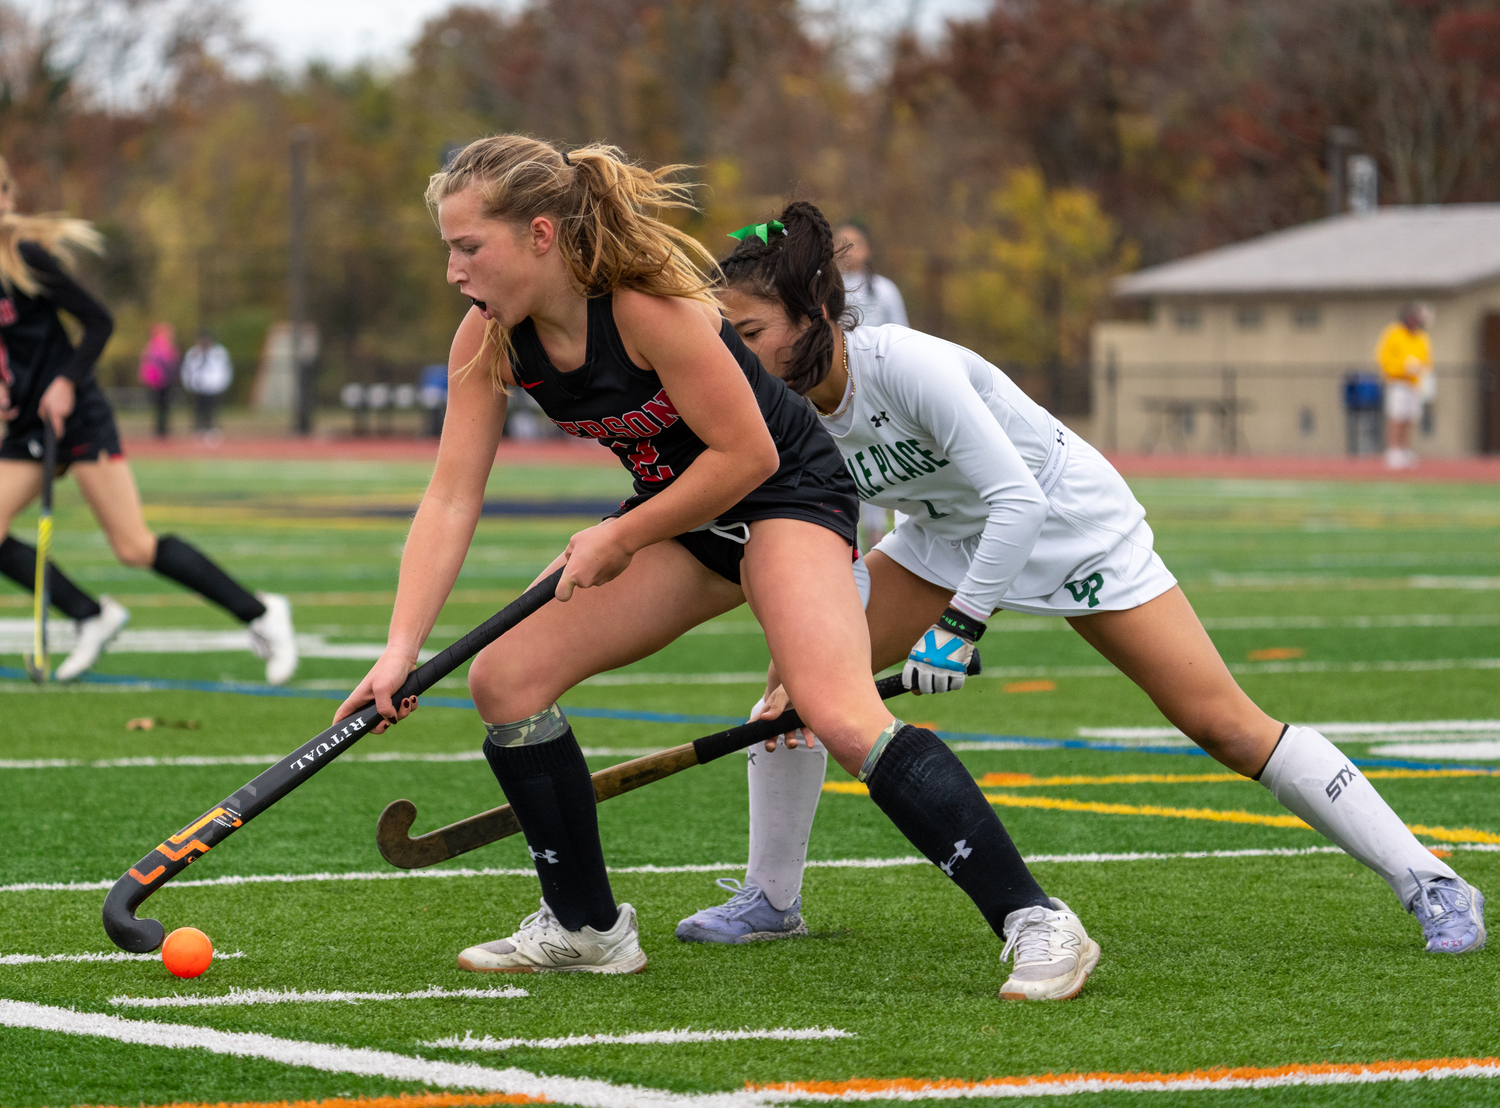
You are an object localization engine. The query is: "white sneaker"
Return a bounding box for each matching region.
[247,592,297,685]
[54,597,130,682]
[999,897,1100,1001]
[458,899,647,975]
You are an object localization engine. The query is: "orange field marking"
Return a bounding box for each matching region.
[1002,679,1056,693]
[81,1093,542,1108]
[1247,647,1305,661]
[751,1055,1500,1098]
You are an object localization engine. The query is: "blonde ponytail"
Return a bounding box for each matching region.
[425,136,718,388]
[0,156,103,296]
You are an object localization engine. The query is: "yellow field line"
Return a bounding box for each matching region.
[981,792,1312,829]
[822,781,1500,842]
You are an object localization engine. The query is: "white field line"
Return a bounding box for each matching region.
[598,658,1500,684]
[1081,719,1500,741]
[1371,742,1500,760]
[1208,573,1500,590]
[0,999,774,1108]
[17,845,1500,898]
[1,950,244,965]
[0,748,659,771]
[5,998,1494,1105]
[426,1027,854,1051]
[993,613,1500,633]
[762,1059,1500,1100]
[109,985,528,1008]
[0,620,433,661]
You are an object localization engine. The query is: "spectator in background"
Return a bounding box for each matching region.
[180,330,232,442]
[138,322,178,439]
[1376,303,1433,470]
[835,221,909,548]
[834,221,908,327]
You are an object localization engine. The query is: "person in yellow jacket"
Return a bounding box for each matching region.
[1376,304,1433,469]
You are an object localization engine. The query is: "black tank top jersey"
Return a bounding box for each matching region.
[0,242,113,415]
[509,295,854,507]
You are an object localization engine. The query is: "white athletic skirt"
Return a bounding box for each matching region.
[871,432,1177,616]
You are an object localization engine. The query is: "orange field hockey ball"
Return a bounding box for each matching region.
[161,926,214,978]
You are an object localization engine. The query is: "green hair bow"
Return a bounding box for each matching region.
[727,220,786,244]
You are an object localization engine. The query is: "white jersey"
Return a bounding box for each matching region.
[818,325,1163,619]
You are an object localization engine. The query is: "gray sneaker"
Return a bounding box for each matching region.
[676,878,808,943]
[1410,873,1486,954]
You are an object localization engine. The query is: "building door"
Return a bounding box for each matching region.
[1484,314,1500,453]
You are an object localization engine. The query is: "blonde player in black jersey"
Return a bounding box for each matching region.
[0,157,296,683]
[337,139,1090,995]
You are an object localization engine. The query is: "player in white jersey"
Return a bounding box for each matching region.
[677,200,1485,961]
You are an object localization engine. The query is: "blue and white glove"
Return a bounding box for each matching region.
[903,606,986,694]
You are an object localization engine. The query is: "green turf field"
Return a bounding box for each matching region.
[3,456,1499,1107]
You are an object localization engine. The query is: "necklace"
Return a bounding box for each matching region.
[817,332,855,418]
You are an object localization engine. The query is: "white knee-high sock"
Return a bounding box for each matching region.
[1259,725,1457,909]
[745,739,828,911]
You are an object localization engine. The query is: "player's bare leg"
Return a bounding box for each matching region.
[72,457,296,682]
[1071,585,1483,952]
[1066,586,1280,776]
[728,523,1093,996]
[459,539,742,973]
[0,459,130,680]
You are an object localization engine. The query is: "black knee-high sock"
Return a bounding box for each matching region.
[0,535,102,621]
[151,535,265,622]
[483,729,618,933]
[866,725,1050,938]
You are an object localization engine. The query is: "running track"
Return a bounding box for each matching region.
[120,435,1500,482]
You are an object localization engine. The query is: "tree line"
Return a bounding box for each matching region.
[3,0,1497,413]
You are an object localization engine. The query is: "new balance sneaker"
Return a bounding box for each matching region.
[457,900,647,974]
[1410,874,1486,954]
[675,877,808,943]
[54,596,130,682]
[999,898,1100,1001]
[247,592,297,685]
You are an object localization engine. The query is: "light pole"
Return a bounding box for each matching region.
[289,126,314,435]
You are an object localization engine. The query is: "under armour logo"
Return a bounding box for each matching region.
[938,839,973,877]
[528,847,559,865]
[1065,572,1104,608]
[870,411,890,428]
[1325,764,1358,802]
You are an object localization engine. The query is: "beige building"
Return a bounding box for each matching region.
[1092,205,1500,456]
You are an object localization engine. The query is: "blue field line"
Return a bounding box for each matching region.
[0,666,743,726]
[6,666,1496,772]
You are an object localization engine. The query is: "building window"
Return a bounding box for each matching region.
[1235,305,1264,330]
[1173,305,1201,331]
[1293,305,1321,330]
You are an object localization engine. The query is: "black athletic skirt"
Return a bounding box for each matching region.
[0,380,123,470]
[610,482,859,585]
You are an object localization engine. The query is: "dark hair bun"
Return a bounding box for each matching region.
[720,200,851,395]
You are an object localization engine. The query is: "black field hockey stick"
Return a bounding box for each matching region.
[23,423,57,683]
[102,567,566,953]
[377,649,981,870]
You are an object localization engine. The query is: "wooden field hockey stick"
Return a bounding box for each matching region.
[22,423,56,684]
[376,658,979,870]
[101,567,566,953]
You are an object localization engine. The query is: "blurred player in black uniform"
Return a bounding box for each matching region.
[0,156,297,683]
